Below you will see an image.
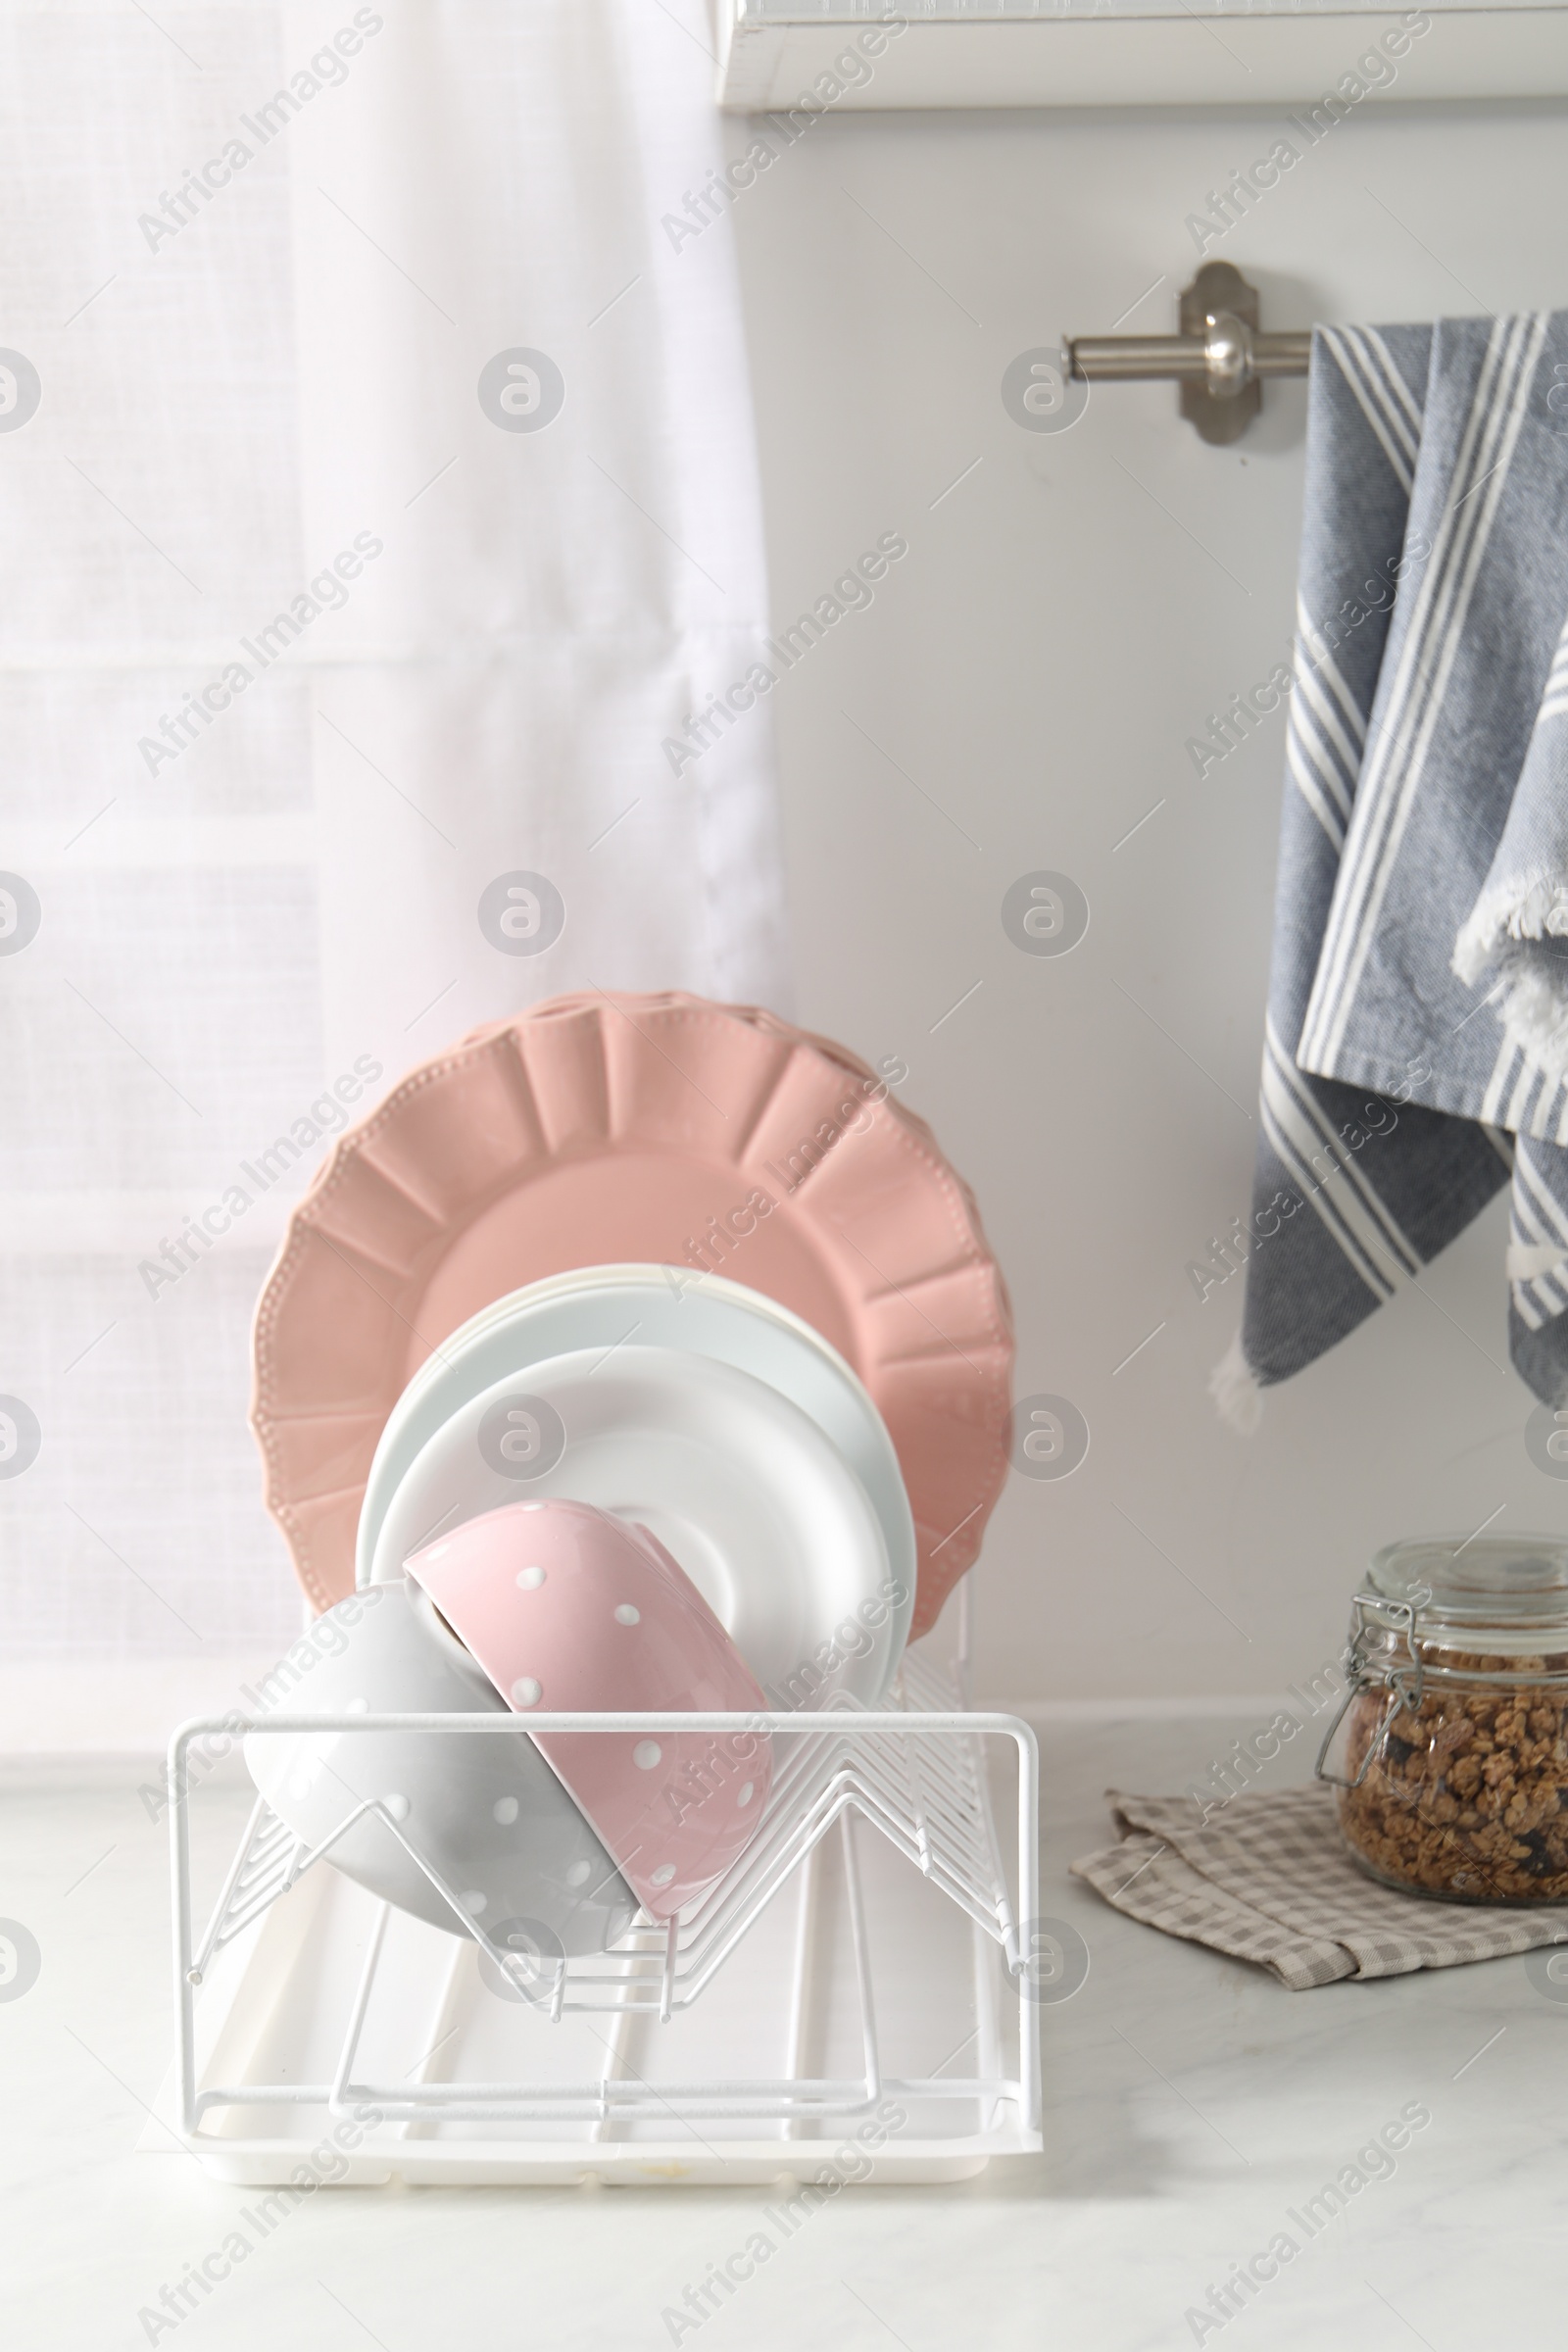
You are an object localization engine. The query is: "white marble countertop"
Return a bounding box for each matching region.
[1,1714,1558,2350]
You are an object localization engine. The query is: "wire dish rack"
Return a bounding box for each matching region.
[154,1647,1041,2184]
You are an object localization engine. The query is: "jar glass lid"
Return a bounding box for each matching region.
[1368,1535,1568,1649]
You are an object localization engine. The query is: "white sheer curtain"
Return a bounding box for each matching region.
[0,0,787,1737]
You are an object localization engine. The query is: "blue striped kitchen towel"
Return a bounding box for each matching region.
[1223,314,1568,1423]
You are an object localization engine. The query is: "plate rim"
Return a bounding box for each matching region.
[355,1263,915,1602]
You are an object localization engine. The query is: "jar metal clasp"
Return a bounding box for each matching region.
[1313,1592,1426,1791]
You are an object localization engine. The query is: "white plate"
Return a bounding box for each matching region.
[356,1265,916,1667]
[368,1346,903,1710]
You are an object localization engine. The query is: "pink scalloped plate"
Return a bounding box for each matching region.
[250,993,1013,1639]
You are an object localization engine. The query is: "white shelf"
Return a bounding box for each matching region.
[716,2,1568,109]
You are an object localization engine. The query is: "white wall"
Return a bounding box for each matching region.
[725,94,1568,1702]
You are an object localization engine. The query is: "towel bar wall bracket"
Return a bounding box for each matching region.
[1068,264,1310,444]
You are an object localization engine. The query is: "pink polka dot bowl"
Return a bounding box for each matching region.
[407,1499,774,1921]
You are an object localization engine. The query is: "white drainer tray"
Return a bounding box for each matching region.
[149,1650,1041,2185]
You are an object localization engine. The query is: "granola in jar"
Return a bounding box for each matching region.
[1324,1540,1568,1905]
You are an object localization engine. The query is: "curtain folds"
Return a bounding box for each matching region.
[0,0,787,1666]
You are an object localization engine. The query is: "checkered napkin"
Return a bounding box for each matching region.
[1071,1787,1568,1988]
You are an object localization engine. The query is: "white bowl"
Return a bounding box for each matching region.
[242,1581,637,1953]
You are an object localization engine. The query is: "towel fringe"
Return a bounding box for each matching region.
[1453,868,1568,1082]
[1480,962,1568,1083]
[1210,1331,1264,1434]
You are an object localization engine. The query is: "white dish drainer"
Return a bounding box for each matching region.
[157,1634,1042,2185]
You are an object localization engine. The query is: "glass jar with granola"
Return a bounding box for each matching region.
[1320,1537,1568,1904]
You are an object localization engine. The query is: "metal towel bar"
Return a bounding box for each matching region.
[1069,262,1310,443]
